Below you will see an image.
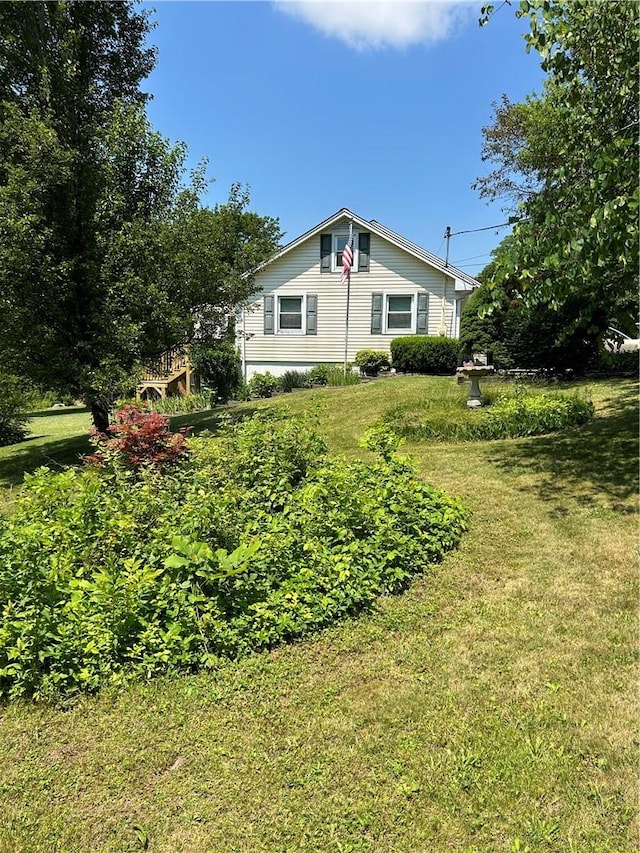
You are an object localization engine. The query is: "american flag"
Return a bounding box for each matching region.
[341,225,354,284]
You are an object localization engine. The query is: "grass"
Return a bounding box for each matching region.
[0,377,637,852]
[0,407,92,513]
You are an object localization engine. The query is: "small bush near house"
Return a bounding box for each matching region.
[325,366,361,386]
[307,364,330,385]
[355,349,391,377]
[0,413,466,700]
[391,336,459,375]
[0,374,30,446]
[279,370,311,392]
[248,372,280,398]
[190,343,242,403]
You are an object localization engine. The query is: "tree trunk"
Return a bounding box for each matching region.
[90,396,110,433]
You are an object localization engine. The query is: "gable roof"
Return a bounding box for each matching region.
[252,208,480,291]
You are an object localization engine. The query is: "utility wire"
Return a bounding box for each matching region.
[448,221,519,238]
[451,252,492,264]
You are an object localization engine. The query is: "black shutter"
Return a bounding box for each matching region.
[306,294,317,335]
[264,295,274,334]
[320,234,332,272]
[416,293,428,333]
[371,292,383,334]
[358,232,370,272]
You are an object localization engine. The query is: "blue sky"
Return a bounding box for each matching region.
[141,1,546,277]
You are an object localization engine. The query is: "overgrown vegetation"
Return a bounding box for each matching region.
[0,411,466,700]
[391,336,459,375]
[384,383,594,442]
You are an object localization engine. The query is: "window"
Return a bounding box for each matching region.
[321,231,370,274]
[371,292,427,335]
[332,232,359,273]
[278,295,303,333]
[386,295,414,331]
[264,293,317,336]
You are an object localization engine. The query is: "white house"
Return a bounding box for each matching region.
[239,208,480,380]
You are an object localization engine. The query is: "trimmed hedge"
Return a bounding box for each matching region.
[391,336,459,375]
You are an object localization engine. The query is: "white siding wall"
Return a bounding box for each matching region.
[242,227,460,376]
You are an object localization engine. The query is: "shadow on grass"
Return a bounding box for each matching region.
[170,404,262,435]
[485,383,639,515]
[0,433,92,489]
[27,407,90,419]
[1,405,262,495]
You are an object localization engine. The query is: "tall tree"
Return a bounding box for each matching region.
[478,0,639,337]
[0,3,282,429]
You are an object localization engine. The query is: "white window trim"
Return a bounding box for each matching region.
[383,293,416,334]
[276,293,306,335]
[331,231,359,274]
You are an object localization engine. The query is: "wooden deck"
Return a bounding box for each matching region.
[136,344,198,401]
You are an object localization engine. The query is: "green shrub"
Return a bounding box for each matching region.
[248,372,280,398]
[355,350,391,377]
[279,370,311,392]
[0,374,29,446]
[22,388,61,411]
[589,348,638,376]
[307,364,330,385]
[147,393,213,415]
[325,366,361,386]
[0,412,466,700]
[190,343,242,403]
[391,337,459,375]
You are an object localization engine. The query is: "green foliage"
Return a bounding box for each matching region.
[458,283,512,369]
[386,384,595,442]
[248,372,280,398]
[324,366,361,387]
[307,364,331,385]
[190,343,241,404]
[590,348,638,377]
[354,350,391,377]
[0,412,466,699]
[460,278,602,374]
[0,374,29,446]
[391,337,459,375]
[479,0,638,334]
[278,370,311,393]
[148,394,213,415]
[0,4,282,428]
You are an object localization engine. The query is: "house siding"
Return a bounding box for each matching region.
[242,223,462,376]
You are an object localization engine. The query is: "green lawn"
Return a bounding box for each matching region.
[0,377,637,852]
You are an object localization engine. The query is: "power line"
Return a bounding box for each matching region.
[447,221,518,238]
[451,252,492,264]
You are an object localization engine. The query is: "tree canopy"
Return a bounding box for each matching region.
[478,0,639,336]
[0,1,281,428]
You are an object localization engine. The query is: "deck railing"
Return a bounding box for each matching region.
[141,344,189,381]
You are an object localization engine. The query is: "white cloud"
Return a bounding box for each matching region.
[273,1,473,51]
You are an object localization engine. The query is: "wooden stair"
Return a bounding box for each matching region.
[136,344,196,401]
